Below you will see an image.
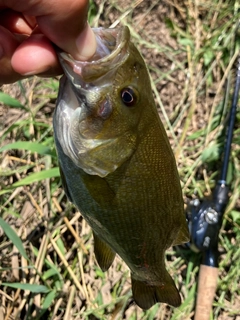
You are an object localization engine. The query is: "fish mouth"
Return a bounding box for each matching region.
[57,26,130,87]
[56,26,131,134]
[54,26,133,177]
[56,26,131,122]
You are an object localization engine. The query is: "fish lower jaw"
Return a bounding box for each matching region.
[59,26,130,82]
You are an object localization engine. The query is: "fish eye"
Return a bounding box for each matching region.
[121,87,137,107]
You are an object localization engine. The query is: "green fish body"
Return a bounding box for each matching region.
[54,26,189,309]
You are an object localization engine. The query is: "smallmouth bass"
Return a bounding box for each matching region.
[53,26,189,309]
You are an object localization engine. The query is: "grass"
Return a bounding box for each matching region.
[0,0,240,319]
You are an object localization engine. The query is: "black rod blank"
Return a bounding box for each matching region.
[220,56,240,183]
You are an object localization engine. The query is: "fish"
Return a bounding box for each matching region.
[53,26,189,310]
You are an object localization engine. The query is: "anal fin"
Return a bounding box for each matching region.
[131,272,181,310]
[93,232,116,272]
[172,220,190,246]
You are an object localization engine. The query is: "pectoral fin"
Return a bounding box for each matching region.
[93,232,116,272]
[82,174,115,207]
[131,272,181,310]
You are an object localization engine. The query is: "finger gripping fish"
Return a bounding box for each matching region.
[54,26,189,310]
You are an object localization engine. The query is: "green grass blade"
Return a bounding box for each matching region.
[36,290,57,319]
[0,92,26,109]
[0,218,28,260]
[0,167,60,195]
[42,268,59,281]
[12,167,60,187]
[0,141,55,157]
[1,283,49,293]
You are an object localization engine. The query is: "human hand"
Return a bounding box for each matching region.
[0,0,96,85]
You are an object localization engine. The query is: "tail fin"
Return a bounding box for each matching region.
[131,272,181,310]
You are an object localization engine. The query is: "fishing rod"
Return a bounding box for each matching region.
[186,55,240,320]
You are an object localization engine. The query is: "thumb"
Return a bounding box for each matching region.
[1,0,97,60]
[35,1,96,60]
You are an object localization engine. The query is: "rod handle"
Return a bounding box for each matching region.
[194,264,218,320]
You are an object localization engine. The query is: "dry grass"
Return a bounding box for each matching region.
[0,1,240,319]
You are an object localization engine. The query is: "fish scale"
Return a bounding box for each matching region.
[54,25,189,310]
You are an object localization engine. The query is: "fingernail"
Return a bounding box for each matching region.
[75,23,97,60]
[15,17,33,35]
[21,70,39,76]
[21,64,52,76]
